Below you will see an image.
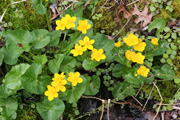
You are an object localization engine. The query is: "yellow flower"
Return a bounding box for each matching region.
[133,42,146,52]
[123,33,139,46]
[56,18,66,30]
[71,44,84,56]
[64,14,76,29]
[51,79,67,92]
[67,72,83,86]
[44,85,58,101]
[114,41,122,48]
[79,36,95,51]
[77,20,91,34]
[151,38,158,46]
[45,0,48,2]
[52,72,65,81]
[137,66,150,77]
[56,14,76,30]
[125,50,135,61]
[91,49,106,62]
[132,52,145,64]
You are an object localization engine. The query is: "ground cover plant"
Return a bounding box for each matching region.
[0,0,180,120]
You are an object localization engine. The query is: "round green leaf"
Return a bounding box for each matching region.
[82,59,100,70]
[32,0,46,14]
[60,56,76,74]
[31,29,50,49]
[33,54,48,65]
[37,98,65,120]
[84,75,100,95]
[0,52,4,66]
[0,84,15,98]
[5,63,30,91]
[0,97,18,117]
[66,76,87,103]
[21,63,51,94]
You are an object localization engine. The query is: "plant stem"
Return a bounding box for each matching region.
[46,10,51,31]
[63,33,67,41]
[0,69,5,77]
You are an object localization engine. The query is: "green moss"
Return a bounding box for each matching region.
[143,80,179,103]
[90,1,119,35]
[0,0,47,30]
[155,9,171,21]
[172,0,180,18]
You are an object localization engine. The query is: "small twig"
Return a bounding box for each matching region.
[152,82,163,120]
[172,106,180,110]
[126,0,139,6]
[100,100,105,120]
[112,17,131,39]
[83,0,91,9]
[135,84,144,97]
[132,96,143,106]
[161,112,164,120]
[107,99,110,120]
[82,95,104,101]
[142,84,154,111]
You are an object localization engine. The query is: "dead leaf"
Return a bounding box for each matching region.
[131,5,152,27]
[115,3,132,23]
[50,2,59,18]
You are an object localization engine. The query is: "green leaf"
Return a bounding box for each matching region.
[21,63,51,94]
[5,30,33,52]
[0,46,18,65]
[0,52,4,66]
[0,97,18,118]
[37,98,65,120]
[124,73,146,85]
[112,82,136,100]
[175,92,180,99]
[84,75,100,95]
[153,64,175,80]
[5,63,30,91]
[74,5,83,17]
[0,84,15,98]
[66,76,87,103]
[167,105,172,111]
[174,78,180,84]
[148,18,166,36]
[31,29,50,49]
[32,0,46,14]
[47,30,61,46]
[48,54,65,74]
[60,56,76,74]
[145,40,168,59]
[112,64,129,77]
[33,54,48,65]
[82,59,100,70]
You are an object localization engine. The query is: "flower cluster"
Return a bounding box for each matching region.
[56,14,76,30]
[45,72,83,101]
[124,33,146,64]
[56,14,91,34]
[137,66,150,77]
[125,50,145,64]
[71,36,106,62]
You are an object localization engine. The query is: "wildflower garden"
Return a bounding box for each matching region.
[0,0,180,119]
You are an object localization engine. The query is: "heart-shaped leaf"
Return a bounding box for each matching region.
[32,0,46,14]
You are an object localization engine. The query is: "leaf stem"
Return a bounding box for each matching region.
[46,10,51,31]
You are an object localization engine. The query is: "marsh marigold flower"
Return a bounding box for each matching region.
[44,85,58,101]
[56,14,76,30]
[91,49,106,62]
[67,72,83,86]
[137,66,150,77]
[71,44,84,56]
[151,38,158,46]
[123,33,139,46]
[132,52,145,64]
[79,36,95,51]
[125,50,135,61]
[77,20,91,34]
[114,41,122,48]
[51,72,67,92]
[133,42,146,52]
